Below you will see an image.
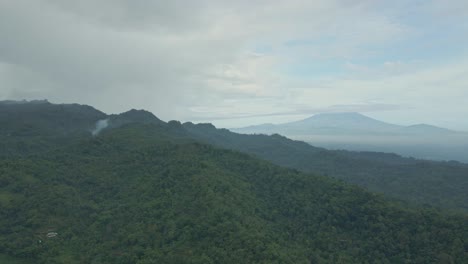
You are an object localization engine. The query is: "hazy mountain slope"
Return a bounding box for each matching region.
[1,123,467,263]
[276,112,400,134]
[184,122,468,212]
[233,112,460,136]
[402,124,455,134]
[233,112,401,135]
[233,112,468,162]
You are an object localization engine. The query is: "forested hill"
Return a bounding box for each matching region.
[1,122,467,263]
[0,100,106,156]
[183,123,468,212]
[2,101,468,213]
[0,100,106,135]
[0,101,160,156]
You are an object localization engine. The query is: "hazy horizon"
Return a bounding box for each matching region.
[6,99,468,133]
[223,112,468,132]
[1,1,467,130]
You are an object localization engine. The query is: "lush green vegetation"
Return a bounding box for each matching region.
[0,101,105,157]
[1,123,467,263]
[0,253,33,264]
[1,101,467,263]
[3,101,468,213]
[183,122,468,212]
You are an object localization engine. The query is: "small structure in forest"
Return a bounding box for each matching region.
[46,232,58,238]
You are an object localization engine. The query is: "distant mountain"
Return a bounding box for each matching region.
[234,112,458,135]
[285,112,400,131]
[402,124,455,134]
[233,112,468,162]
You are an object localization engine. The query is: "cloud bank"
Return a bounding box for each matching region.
[1,0,467,129]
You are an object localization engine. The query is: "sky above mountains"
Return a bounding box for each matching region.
[1,0,467,129]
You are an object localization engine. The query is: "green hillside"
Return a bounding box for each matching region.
[183,123,468,212]
[1,123,467,263]
[2,101,468,213]
[0,101,106,157]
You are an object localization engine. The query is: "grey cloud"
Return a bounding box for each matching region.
[43,0,214,32]
[1,0,467,130]
[0,0,243,119]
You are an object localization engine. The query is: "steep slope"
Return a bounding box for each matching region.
[184,122,468,212]
[1,124,467,263]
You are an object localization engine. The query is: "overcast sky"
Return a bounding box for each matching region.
[1,0,467,130]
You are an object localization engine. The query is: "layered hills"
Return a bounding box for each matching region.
[1,101,467,263]
[233,112,468,162]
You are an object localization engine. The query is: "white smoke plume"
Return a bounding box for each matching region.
[92,119,109,136]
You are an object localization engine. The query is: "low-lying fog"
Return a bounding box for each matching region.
[290,134,468,163]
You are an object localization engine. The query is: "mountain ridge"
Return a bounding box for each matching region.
[234,112,460,133]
